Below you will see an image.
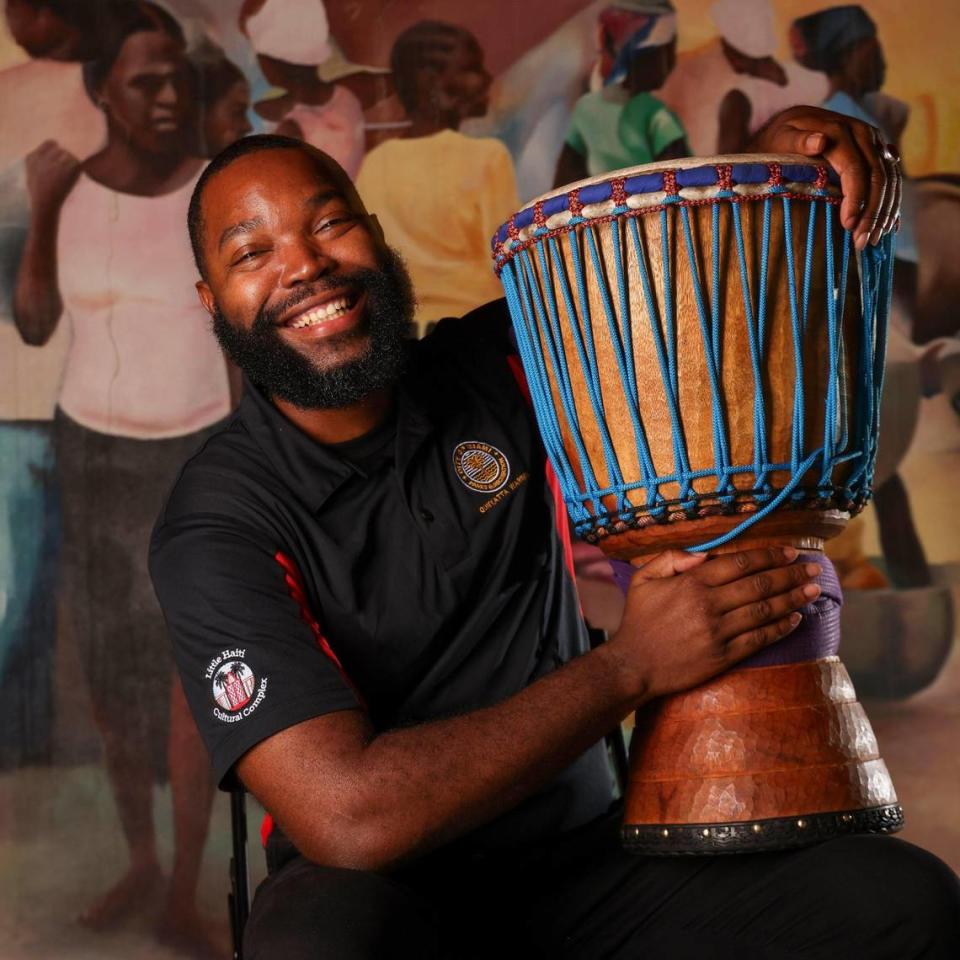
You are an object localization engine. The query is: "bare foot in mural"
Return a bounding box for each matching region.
[78,859,164,930]
[155,905,230,960]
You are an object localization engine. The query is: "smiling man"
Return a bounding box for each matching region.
[150,129,958,959]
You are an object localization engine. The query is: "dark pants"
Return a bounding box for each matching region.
[244,813,960,959]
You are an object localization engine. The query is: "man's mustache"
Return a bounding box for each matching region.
[252,268,385,334]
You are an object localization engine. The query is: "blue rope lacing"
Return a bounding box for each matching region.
[499,195,895,552]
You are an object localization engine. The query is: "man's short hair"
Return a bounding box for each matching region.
[186,134,356,280]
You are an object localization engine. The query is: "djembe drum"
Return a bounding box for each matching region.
[492,155,903,854]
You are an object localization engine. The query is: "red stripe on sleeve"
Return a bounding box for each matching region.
[505,355,576,581]
[263,551,366,847]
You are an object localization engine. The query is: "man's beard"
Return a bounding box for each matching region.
[212,247,415,410]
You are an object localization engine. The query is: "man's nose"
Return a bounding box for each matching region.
[280,236,336,286]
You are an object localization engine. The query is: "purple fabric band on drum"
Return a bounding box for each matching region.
[605,554,842,667]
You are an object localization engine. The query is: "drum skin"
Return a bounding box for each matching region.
[494,155,902,853]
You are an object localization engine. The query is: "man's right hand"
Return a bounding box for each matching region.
[609,546,821,702]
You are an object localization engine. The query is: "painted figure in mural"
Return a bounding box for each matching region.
[790,5,889,141]
[657,0,827,156]
[150,110,959,955]
[788,5,932,596]
[188,40,253,159]
[355,20,519,338]
[240,0,384,180]
[0,0,110,770]
[553,0,687,188]
[12,3,231,954]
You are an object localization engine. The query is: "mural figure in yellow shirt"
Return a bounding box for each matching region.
[356,21,519,338]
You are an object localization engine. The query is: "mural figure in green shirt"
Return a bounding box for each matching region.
[554,0,689,187]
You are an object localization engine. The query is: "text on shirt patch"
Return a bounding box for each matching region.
[452,441,510,493]
[206,649,268,723]
[479,471,529,514]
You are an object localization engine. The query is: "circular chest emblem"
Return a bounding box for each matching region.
[212,661,256,712]
[453,441,511,494]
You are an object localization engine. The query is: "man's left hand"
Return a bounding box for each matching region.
[751,105,901,251]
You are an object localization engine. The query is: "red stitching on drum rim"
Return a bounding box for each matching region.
[507,214,519,240]
[568,189,583,216]
[717,164,733,191]
[815,164,829,189]
[662,170,678,195]
[611,177,627,206]
[768,162,783,186]
[533,200,546,226]
[493,192,841,270]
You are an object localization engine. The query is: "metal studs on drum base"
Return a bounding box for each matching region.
[621,805,905,855]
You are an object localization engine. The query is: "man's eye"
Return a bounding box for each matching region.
[316,215,355,233]
[232,249,265,266]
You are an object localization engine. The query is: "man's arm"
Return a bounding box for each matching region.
[238,547,821,870]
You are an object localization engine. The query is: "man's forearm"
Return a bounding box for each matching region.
[247,641,639,870]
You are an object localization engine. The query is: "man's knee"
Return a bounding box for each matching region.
[243,858,440,960]
[814,835,960,952]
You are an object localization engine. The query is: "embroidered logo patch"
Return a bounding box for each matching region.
[206,648,268,724]
[452,441,510,494]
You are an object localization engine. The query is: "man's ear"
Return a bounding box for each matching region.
[366,213,386,245]
[196,280,216,317]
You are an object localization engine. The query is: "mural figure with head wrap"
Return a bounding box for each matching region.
[657,0,827,155]
[241,0,389,178]
[355,20,519,338]
[553,0,687,188]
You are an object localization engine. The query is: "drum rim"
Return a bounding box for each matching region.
[492,154,842,262]
[529,152,833,206]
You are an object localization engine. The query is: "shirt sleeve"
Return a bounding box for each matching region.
[648,101,687,155]
[150,515,361,788]
[564,96,589,156]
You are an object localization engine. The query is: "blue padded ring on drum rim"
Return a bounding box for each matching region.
[492,160,895,553]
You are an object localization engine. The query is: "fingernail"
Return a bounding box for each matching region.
[802,583,821,599]
[782,546,798,560]
[805,562,822,577]
[855,232,868,250]
[688,551,707,557]
[790,612,803,625]
[804,133,823,150]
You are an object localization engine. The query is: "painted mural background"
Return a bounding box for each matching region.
[1,1,958,957]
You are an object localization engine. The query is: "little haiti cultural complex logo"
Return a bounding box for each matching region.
[453,441,510,493]
[212,660,256,712]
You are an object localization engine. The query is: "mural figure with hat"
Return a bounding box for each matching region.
[240,0,389,179]
[657,0,827,155]
[355,20,519,338]
[553,0,687,188]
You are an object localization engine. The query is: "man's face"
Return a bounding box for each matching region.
[196,148,413,409]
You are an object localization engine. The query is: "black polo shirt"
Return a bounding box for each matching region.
[150,299,613,852]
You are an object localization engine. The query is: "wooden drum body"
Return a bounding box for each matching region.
[493,155,902,853]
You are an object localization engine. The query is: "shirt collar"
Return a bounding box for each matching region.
[238,369,436,512]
